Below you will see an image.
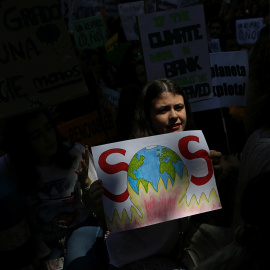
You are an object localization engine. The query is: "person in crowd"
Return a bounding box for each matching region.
[115,41,147,142]
[0,109,107,270]
[191,23,270,270]
[244,24,270,137]
[115,40,145,90]
[195,170,268,270]
[231,23,270,229]
[80,48,118,90]
[78,78,224,270]
[207,16,226,41]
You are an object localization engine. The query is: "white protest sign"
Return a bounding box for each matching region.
[208,39,221,52]
[144,0,157,13]
[158,0,198,11]
[137,5,213,103]
[69,0,98,30]
[158,0,178,11]
[91,130,221,232]
[178,0,199,7]
[236,17,265,45]
[104,0,119,17]
[118,1,145,41]
[59,0,72,28]
[190,51,249,112]
[101,86,120,106]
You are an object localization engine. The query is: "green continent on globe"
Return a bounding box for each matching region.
[128,154,150,192]
[159,148,182,183]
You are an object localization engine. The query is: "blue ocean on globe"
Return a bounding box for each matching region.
[127,145,184,194]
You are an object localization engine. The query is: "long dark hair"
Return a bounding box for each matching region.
[130,78,195,139]
[2,109,75,196]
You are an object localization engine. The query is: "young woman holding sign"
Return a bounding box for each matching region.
[77,78,226,270]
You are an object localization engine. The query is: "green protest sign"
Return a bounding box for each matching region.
[72,15,107,49]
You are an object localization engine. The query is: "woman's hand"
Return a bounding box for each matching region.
[86,179,107,230]
[75,145,91,188]
[208,150,222,177]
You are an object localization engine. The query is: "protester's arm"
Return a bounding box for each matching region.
[75,145,107,230]
[75,145,92,189]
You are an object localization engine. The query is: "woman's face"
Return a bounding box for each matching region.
[25,113,57,164]
[149,92,187,134]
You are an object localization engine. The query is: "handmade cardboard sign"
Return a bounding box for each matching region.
[190,51,249,112]
[137,4,213,103]
[236,17,265,45]
[72,15,107,49]
[68,0,98,30]
[0,0,88,119]
[91,130,221,232]
[57,109,117,147]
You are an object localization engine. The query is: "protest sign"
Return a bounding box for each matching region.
[0,0,89,119]
[144,0,156,13]
[101,86,120,106]
[208,38,221,52]
[137,5,213,103]
[190,51,249,112]
[72,15,107,49]
[59,0,72,28]
[104,0,119,17]
[68,0,98,30]
[158,0,198,11]
[91,130,221,232]
[236,17,265,45]
[118,1,145,41]
[57,109,117,147]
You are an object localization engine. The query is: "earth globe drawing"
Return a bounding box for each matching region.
[127,145,186,194]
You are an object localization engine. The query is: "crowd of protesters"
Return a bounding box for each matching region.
[0,0,269,269]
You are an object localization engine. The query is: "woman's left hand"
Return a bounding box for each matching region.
[208,150,222,176]
[75,145,91,188]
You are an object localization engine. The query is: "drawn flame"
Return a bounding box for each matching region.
[106,166,221,232]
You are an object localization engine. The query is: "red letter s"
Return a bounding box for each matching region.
[178,136,213,186]
[98,148,129,202]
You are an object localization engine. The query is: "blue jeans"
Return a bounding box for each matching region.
[64,226,108,270]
